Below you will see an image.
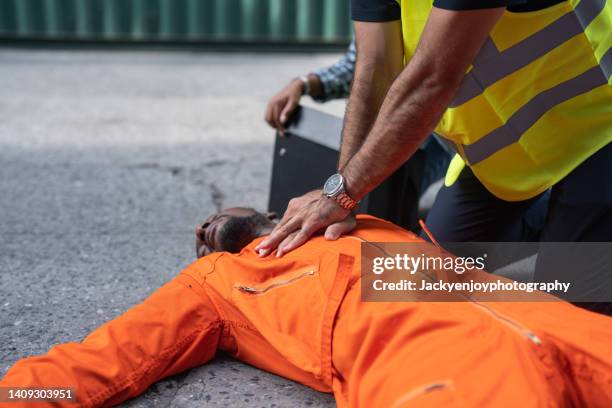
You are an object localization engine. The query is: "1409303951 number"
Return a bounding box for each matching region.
[0,387,75,401]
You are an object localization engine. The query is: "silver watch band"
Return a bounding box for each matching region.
[298,75,310,96]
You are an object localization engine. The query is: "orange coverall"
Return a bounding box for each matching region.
[2,215,612,407]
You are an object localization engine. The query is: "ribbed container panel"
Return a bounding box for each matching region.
[0,0,351,44]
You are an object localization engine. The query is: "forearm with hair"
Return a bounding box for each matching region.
[339,8,504,201]
[338,59,397,169]
[342,55,461,200]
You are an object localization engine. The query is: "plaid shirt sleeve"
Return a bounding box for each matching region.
[312,38,356,102]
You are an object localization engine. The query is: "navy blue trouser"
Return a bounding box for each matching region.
[423,143,612,314]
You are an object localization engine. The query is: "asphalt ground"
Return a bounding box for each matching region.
[0,48,342,407]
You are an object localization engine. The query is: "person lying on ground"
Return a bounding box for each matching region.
[2,208,612,408]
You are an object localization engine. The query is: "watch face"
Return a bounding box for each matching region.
[324,173,343,196]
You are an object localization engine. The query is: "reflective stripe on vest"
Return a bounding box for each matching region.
[396,0,612,199]
[463,65,607,165]
[450,0,609,108]
[448,0,611,165]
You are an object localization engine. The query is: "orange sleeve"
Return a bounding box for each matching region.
[0,273,221,408]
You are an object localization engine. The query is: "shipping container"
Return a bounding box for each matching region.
[0,0,352,46]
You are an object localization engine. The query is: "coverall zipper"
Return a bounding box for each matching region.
[235,269,316,295]
[470,301,542,345]
[390,380,454,408]
[352,236,542,345]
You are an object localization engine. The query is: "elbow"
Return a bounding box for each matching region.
[420,62,465,104]
[411,75,460,114]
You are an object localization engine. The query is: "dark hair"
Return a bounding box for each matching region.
[217,213,270,253]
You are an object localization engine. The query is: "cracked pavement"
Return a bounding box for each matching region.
[0,48,343,407]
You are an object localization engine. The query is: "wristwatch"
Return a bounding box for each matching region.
[323,173,359,211]
[298,75,310,96]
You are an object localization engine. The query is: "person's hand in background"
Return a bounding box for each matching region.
[265,78,304,135]
[265,74,324,135]
[265,38,354,135]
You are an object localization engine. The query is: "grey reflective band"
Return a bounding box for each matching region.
[432,132,459,156]
[450,14,582,107]
[474,36,500,61]
[575,0,607,28]
[450,73,481,108]
[601,47,612,80]
[463,65,607,165]
[450,0,607,108]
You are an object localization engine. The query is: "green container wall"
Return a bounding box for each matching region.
[0,0,352,44]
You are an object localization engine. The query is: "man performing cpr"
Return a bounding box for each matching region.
[254,0,612,313]
[2,208,612,407]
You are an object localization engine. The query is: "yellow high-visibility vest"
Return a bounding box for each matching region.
[399,0,612,200]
